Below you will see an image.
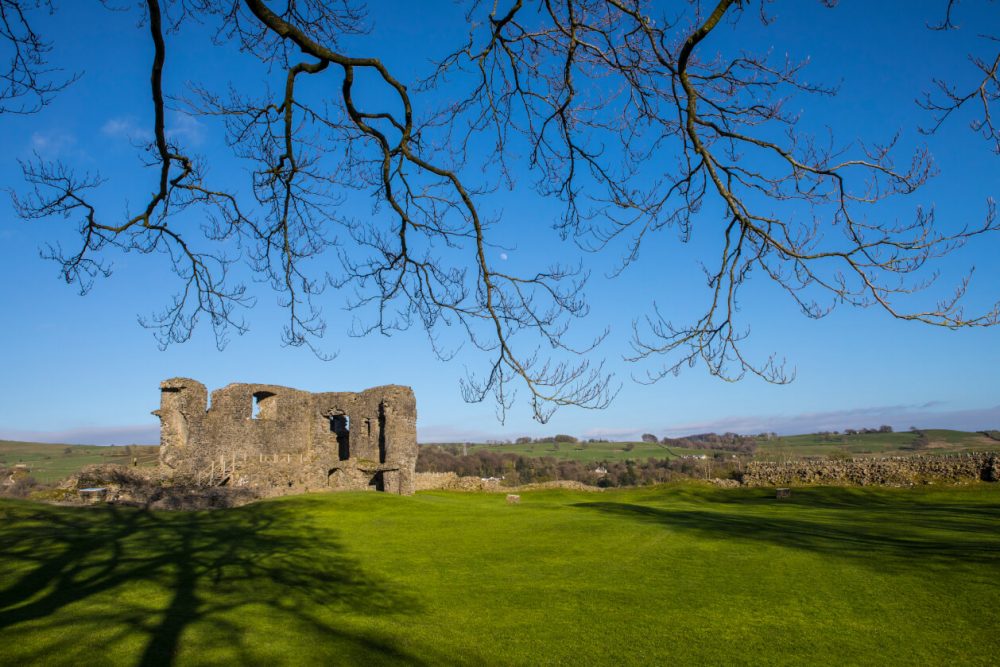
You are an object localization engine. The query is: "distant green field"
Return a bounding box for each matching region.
[0,441,159,483]
[755,429,998,459]
[449,439,715,462]
[426,429,997,463]
[0,484,997,664]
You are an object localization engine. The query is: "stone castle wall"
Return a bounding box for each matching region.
[153,378,417,495]
[743,453,999,487]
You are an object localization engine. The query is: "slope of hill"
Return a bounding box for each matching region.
[0,441,159,483]
[756,429,999,459]
[424,429,997,463]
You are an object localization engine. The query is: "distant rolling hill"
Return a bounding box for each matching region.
[0,441,159,483]
[422,429,999,463]
[756,429,999,459]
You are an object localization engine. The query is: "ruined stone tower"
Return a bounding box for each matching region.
[153,378,417,495]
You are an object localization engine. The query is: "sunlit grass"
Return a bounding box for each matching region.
[1,483,998,665]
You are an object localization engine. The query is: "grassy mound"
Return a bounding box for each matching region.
[1,484,998,665]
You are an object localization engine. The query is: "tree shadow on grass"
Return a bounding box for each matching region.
[705,485,1000,511]
[693,486,1000,535]
[572,492,1000,572]
[0,499,426,666]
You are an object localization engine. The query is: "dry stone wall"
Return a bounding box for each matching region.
[413,471,502,492]
[412,472,603,493]
[743,453,999,487]
[413,472,462,491]
[153,377,418,495]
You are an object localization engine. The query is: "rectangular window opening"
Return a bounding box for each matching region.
[252,392,277,420]
[330,414,350,460]
[377,402,387,463]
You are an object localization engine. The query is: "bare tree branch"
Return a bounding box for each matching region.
[0,0,77,113]
[920,2,1000,154]
[4,0,999,420]
[430,0,1000,385]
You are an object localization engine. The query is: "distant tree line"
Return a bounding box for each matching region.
[517,434,582,444]
[660,432,758,454]
[416,446,741,487]
[838,426,894,436]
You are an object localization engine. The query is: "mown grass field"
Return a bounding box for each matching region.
[0,441,159,483]
[433,429,999,463]
[1,483,997,665]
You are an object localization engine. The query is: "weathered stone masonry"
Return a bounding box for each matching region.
[153,378,417,495]
[742,453,999,487]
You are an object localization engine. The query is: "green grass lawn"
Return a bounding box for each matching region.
[1,483,997,665]
[0,441,159,483]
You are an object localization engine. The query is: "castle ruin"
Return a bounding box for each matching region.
[153,378,417,495]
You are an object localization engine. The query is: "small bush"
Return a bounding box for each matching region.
[2,475,39,498]
[30,487,76,502]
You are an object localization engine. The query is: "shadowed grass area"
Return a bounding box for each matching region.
[0,500,427,665]
[0,484,998,665]
[575,492,1000,569]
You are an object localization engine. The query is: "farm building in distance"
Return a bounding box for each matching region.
[153,378,417,495]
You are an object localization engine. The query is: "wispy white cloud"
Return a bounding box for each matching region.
[166,112,205,146]
[0,424,159,445]
[101,112,204,146]
[101,116,152,142]
[580,426,645,439]
[29,129,77,158]
[656,403,1000,438]
[418,423,500,443]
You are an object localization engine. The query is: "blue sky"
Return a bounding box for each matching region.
[0,1,998,444]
